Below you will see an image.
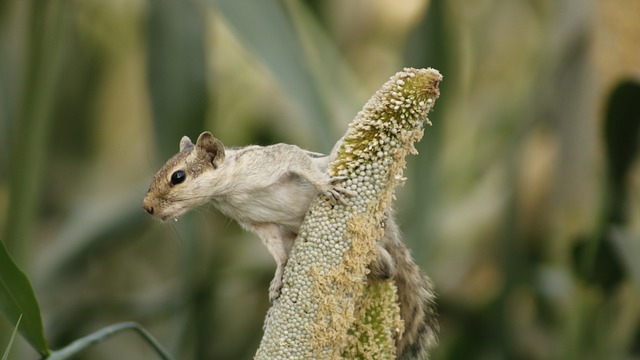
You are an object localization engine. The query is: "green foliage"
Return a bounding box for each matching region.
[0,237,174,359]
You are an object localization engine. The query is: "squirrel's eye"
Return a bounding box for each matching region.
[170,170,186,185]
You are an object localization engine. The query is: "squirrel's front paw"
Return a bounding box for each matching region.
[269,276,283,303]
[324,176,357,205]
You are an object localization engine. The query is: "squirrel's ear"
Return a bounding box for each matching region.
[179,136,194,152]
[195,131,225,168]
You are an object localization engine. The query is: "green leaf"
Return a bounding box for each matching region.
[0,239,49,356]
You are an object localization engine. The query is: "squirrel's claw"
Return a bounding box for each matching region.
[324,177,357,205]
[269,275,283,302]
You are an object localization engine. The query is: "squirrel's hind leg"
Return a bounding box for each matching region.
[245,223,296,302]
[369,244,397,280]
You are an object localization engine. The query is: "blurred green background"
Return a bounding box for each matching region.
[1,0,640,359]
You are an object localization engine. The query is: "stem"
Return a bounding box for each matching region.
[46,322,174,360]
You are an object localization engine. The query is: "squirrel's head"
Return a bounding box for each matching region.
[142,131,225,221]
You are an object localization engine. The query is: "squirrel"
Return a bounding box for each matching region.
[142,131,438,359]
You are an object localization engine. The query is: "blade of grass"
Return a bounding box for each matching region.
[4,0,65,264]
[213,0,333,149]
[146,0,208,159]
[283,0,365,125]
[47,322,173,360]
[2,314,22,360]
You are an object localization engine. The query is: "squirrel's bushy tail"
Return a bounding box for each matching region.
[381,213,438,360]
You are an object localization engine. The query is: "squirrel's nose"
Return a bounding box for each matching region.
[143,204,154,215]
